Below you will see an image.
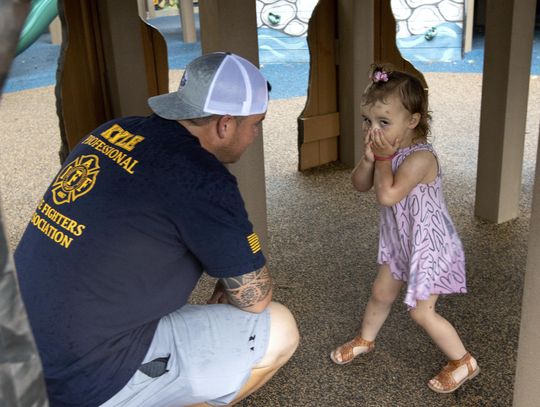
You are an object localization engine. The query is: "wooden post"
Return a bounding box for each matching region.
[337,0,374,167]
[56,0,168,159]
[337,0,425,168]
[179,0,197,43]
[475,0,535,223]
[198,0,269,254]
[49,16,62,45]
[513,130,540,406]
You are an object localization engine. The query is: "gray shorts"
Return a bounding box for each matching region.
[101,304,271,407]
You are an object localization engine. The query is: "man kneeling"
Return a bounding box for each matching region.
[15,52,299,406]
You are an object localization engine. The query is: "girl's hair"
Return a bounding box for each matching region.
[362,63,432,143]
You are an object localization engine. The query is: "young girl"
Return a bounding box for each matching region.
[330,64,479,393]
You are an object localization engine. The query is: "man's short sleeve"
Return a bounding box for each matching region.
[173,168,265,278]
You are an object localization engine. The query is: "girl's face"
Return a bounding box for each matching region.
[361,94,419,147]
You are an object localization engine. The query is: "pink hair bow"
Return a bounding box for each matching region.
[372,70,389,83]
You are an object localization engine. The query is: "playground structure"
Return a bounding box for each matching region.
[16,0,198,56]
[17,0,474,68]
[16,0,58,55]
[4,1,540,405]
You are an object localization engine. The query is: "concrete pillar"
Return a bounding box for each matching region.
[337,0,374,167]
[475,0,535,223]
[513,124,540,405]
[198,0,269,253]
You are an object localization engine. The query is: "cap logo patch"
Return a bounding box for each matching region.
[179,71,188,89]
[247,233,261,254]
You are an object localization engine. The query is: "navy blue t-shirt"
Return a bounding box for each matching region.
[14,114,265,406]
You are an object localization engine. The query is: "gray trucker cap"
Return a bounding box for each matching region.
[148,52,269,120]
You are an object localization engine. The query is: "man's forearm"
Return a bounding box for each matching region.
[221,266,273,313]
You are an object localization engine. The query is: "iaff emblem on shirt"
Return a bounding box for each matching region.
[51,155,100,205]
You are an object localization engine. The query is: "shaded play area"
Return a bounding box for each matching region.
[2,69,539,407]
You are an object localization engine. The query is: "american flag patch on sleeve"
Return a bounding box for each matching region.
[247,233,261,254]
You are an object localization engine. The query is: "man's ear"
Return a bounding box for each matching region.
[408,113,421,129]
[217,115,235,139]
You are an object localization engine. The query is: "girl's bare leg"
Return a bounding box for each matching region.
[410,295,478,389]
[331,264,403,362]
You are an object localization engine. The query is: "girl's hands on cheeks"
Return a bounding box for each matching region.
[370,128,399,158]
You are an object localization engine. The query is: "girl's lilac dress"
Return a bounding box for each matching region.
[377,143,466,308]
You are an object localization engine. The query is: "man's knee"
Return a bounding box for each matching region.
[256,302,299,369]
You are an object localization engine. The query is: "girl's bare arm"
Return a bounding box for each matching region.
[351,131,375,192]
[374,151,437,206]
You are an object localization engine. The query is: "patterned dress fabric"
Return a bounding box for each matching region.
[377,143,466,308]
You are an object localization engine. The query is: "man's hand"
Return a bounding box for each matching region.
[218,266,272,313]
[207,281,229,304]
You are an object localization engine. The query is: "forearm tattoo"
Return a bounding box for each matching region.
[221,266,272,308]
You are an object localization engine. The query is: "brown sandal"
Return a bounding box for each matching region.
[330,336,374,365]
[428,352,480,393]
